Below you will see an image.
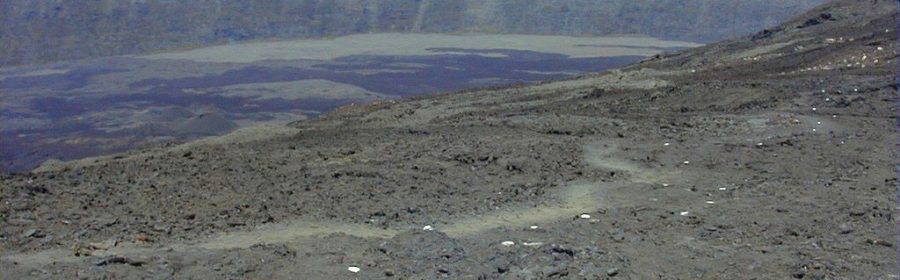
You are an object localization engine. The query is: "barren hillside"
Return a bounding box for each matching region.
[1,0,897,279]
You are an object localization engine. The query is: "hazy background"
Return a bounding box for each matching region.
[1,0,826,66]
[0,0,827,172]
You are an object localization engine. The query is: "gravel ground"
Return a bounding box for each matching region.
[2,0,898,279]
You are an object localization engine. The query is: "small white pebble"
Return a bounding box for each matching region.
[662,183,670,187]
[423,225,434,231]
[812,107,817,111]
[817,121,822,125]
[825,98,830,101]
[812,129,817,132]
[523,242,544,247]
[579,214,591,219]
[832,115,837,118]
[706,201,716,204]
[500,241,515,246]
[530,225,539,230]
[680,211,690,216]
[756,142,764,146]
[719,187,727,191]
[877,47,884,51]
[664,142,670,146]
[854,88,858,92]
[683,161,690,164]
[348,267,361,273]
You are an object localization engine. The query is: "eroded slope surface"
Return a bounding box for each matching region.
[1,0,898,279]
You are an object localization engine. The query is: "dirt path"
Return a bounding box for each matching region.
[443,142,668,236]
[2,143,667,266]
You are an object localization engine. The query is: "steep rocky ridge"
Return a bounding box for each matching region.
[1,0,826,66]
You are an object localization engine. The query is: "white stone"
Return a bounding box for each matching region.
[680,211,690,216]
[423,225,434,231]
[348,267,361,273]
[579,214,591,219]
[501,241,515,246]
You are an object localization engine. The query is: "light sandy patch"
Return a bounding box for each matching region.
[358,68,674,129]
[33,122,302,173]
[185,79,394,101]
[138,33,701,63]
[441,181,615,237]
[1,220,397,265]
[0,68,70,80]
[387,62,432,68]
[331,69,420,75]
[468,77,519,85]
[515,70,582,76]
[232,111,313,127]
[728,40,799,61]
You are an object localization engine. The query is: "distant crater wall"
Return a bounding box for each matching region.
[0,0,826,66]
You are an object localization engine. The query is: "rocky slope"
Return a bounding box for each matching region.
[1,0,827,66]
[1,0,897,279]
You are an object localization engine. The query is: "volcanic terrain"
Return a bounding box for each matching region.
[1,0,898,279]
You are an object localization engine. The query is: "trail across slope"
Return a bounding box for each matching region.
[2,143,667,266]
